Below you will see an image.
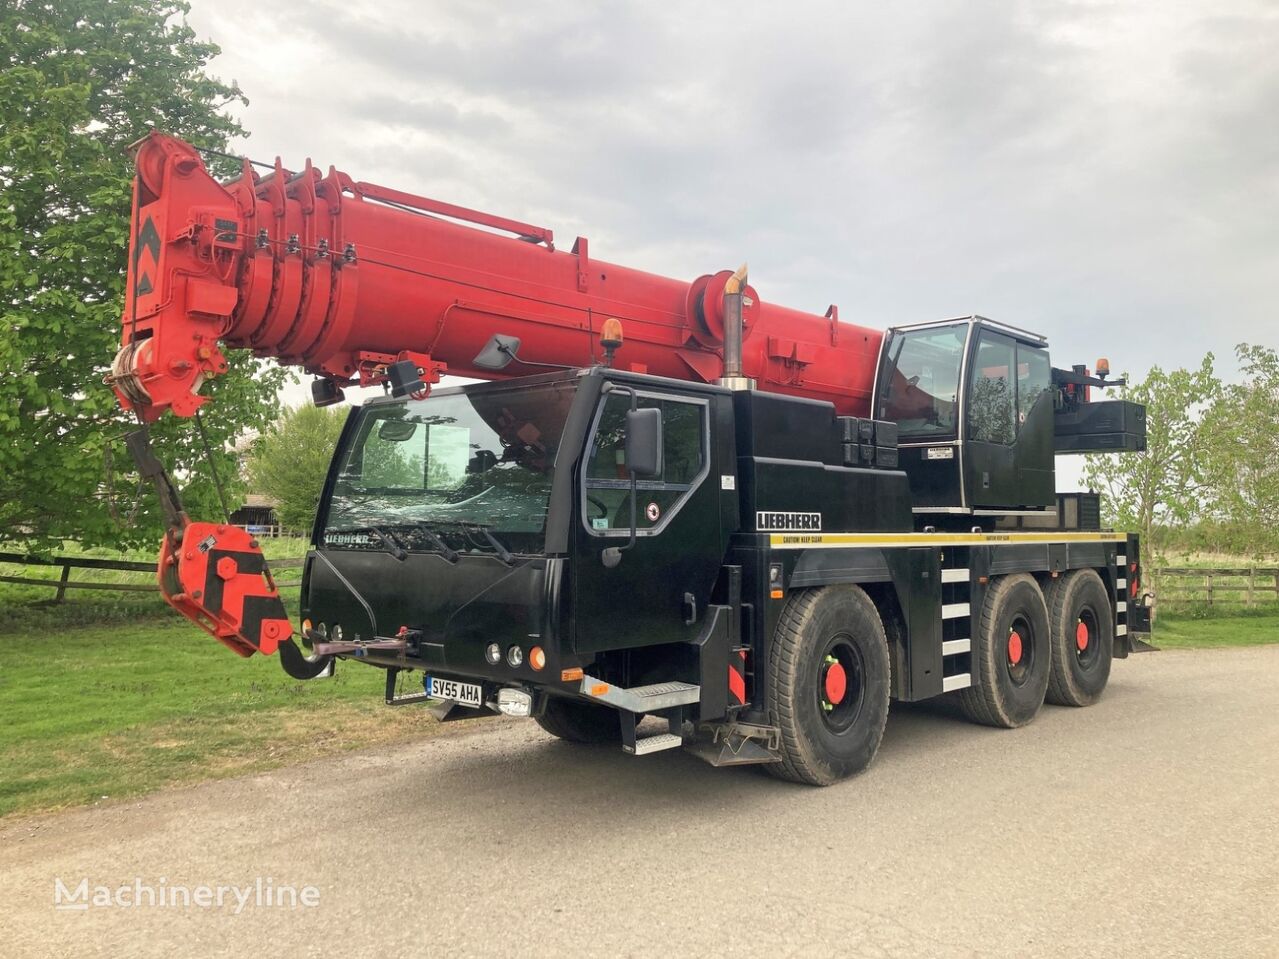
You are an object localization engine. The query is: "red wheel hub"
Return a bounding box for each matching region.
[824,660,848,704]
[1007,630,1024,665]
[1075,621,1090,652]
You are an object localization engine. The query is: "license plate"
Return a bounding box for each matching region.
[425,676,483,708]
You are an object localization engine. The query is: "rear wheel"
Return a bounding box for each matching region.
[1044,569,1114,706]
[535,696,621,744]
[958,573,1050,728]
[767,585,891,785]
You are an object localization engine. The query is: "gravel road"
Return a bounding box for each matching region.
[2,645,1276,958]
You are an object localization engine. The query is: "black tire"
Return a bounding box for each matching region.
[1044,569,1114,707]
[766,585,891,786]
[535,696,622,744]
[958,573,1050,728]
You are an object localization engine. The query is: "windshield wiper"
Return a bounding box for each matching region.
[327,524,405,560]
[465,523,515,566]
[410,524,459,564]
[367,526,407,561]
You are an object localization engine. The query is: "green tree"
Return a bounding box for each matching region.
[0,1,288,551]
[1200,344,1279,557]
[1081,355,1221,576]
[245,405,347,532]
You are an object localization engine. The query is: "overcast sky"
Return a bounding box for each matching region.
[187,0,1277,413]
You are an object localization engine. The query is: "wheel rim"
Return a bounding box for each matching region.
[1074,604,1100,668]
[818,635,866,733]
[1005,613,1035,686]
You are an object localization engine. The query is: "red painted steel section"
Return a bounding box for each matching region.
[113,132,883,422]
[1008,630,1024,665]
[823,660,848,704]
[157,521,291,658]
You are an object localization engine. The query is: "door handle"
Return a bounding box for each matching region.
[682,591,698,626]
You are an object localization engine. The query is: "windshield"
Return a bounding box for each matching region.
[876,324,967,438]
[321,381,577,555]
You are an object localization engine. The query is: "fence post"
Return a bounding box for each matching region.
[1204,573,1213,607]
[1247,568,1256,609]
[53,562,71,604]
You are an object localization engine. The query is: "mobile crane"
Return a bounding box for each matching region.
[110,131,1152,784]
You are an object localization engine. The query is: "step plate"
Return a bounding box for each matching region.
[579,675,700,713]
[630,682,698,700]
[626,733,684,756]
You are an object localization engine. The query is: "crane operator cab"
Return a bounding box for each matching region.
[874,316,1145,523]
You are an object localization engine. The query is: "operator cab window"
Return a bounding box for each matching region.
[584,394,707,534]
[877,324,966,439]
[1016,344,1052,430]
[968,333,1016,445]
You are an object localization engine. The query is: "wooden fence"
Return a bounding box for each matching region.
[0,551,304,603]
[1152,567,1279,608]
[3,552,1275,610]
[238,525,306,539]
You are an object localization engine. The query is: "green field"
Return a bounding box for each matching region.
[0,617,452,819]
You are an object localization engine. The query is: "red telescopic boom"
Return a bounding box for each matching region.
[111,131,883,422]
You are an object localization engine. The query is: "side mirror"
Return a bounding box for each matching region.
[473,334,522,371]
[311,377,345,407]
[377,419,419,442]
[624,408,663,478]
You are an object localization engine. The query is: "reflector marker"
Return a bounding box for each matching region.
[942,673,972,692]
[1117,625,1128,636]
[941,568,970,583]
[1117,578,1127,589]
[1116,601,1127,613]
[1117,554,1127,565]
[727,649,748,706]
[941,603,970,620]
[942,639,971,656]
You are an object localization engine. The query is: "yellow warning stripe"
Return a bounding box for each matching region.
[768,531,1128,549]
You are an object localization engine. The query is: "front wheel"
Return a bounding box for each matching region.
[767,585,891,786]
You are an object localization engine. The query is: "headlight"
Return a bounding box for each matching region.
[506,645,523,667]
[485,643,502,665]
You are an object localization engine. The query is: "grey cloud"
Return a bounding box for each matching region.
[288,1,678,104]
[189,0,1278,381]
[349,95,510,138]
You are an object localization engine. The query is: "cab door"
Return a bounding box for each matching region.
[572,387,724,654]
[964,329,1018,509]
[964,329,1055,510]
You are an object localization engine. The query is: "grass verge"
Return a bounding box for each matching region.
[1149,611,1279,649]
[0,617,451,820]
